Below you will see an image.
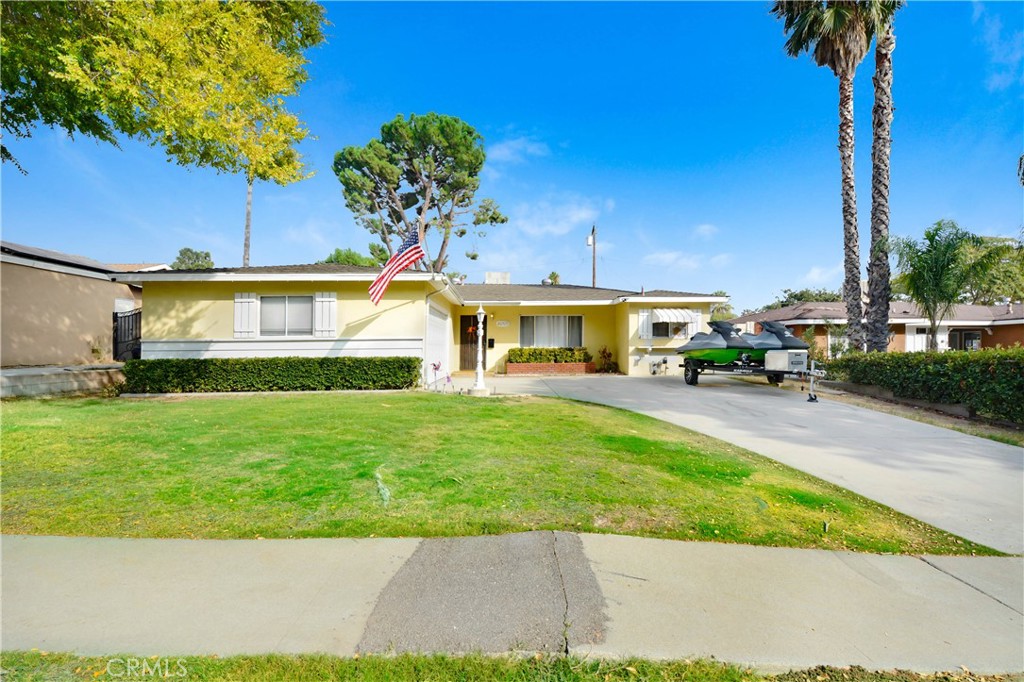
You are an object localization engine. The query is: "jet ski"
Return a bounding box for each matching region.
[759,321,810,350]
[677,320,808,366]
[676,320,757,365]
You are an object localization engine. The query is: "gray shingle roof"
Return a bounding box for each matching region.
[729,301,1024,324]
[107,263,171,272]
[1,241,113,273]
[138,262,382,275]
[457,283,635,302]
[108,257,722,303]
[642,289,718,298]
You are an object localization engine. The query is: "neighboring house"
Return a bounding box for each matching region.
[113,266,727,379]
[0,241,146,366]
[729,301,1023,355]
[109,263,172,274]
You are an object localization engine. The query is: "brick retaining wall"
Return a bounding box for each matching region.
[505,362,596,376]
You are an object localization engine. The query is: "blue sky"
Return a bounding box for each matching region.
[2,1,1021,313]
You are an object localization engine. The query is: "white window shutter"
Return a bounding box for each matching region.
[234,293,257,339]
[314,292,337,338]
[638,308,653,341]
[693,309,702,334]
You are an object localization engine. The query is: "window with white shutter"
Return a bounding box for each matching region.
[233,293,257,338]
[314,292,337,338]
[638,308,653,341]
[259,296,313,336]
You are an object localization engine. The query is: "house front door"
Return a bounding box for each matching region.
[460,315,487,370]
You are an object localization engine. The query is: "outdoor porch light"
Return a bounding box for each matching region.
[471,304,487,395]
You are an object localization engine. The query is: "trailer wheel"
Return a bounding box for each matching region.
[767,374,782,386]
[683,360,699,386]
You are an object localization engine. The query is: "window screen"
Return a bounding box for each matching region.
[260,296,313,336]
[519,315,583,347]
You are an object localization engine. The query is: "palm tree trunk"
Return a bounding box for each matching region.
[928,320,939,352]
[838,72,864,350]
[867,20,895,353]
[243,176,253,268]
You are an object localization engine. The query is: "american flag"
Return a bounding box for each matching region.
[368,232,426,305]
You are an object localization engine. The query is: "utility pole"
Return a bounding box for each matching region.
[587,225,596,288]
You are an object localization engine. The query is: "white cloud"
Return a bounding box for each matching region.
[692,223,718,239]
[487,136,550,164]
[511,195,602,236]
[604,198,616,212]
[803,263,843,284]
[709,253,733,268]
[643,251,700,270]
[973,3,1024,92]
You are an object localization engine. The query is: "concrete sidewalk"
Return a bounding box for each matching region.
[3,534,1022,674]
[445,374,1024,554]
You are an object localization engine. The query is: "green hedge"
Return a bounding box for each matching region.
[123,356,422,393]
[826,348,1024,424]
[507,347,593,363]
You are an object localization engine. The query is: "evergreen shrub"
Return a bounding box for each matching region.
[826,347,1024,423]
[123,356,422,393]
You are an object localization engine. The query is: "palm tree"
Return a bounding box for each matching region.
[243,175,254,267]
[771,1,871,350]
[892,220,983,351]
[865,1,902,353]
[709,290,736,321]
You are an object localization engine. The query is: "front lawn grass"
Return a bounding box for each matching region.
[0,393,995,554]
[1,651,1013,682]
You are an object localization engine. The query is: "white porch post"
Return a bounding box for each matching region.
[470,304,488,396]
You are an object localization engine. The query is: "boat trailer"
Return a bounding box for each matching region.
[680,350,826,403]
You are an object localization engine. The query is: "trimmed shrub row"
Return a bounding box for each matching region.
[123,356,422,393]
[826,347,1024,424]
[507,347,593,363]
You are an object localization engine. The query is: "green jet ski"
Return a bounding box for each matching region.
[676,320,808,366]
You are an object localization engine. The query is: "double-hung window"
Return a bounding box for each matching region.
[520,315,583,347]
[260,296,314,336]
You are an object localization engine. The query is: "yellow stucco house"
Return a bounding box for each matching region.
[115,265,726,380]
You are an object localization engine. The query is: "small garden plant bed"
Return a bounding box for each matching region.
[1,393,996,555]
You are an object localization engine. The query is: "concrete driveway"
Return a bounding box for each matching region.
[448,374,1023,554]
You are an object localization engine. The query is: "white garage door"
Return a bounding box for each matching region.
[425,305,451,383]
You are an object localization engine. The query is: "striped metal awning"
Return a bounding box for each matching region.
[652,308,699,323]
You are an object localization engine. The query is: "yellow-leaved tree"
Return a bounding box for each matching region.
[1,0,326,265]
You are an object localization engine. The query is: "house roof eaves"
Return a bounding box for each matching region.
[617,296,728,304]
[429,278,464,306]
[459,299,615,307]
[1,241,113,274]
[1,251,113,281]
[112,271,439,283]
